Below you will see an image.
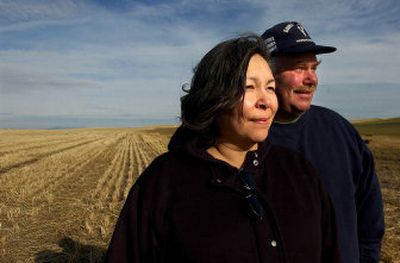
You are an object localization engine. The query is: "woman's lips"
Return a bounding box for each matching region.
[251,117,270,125]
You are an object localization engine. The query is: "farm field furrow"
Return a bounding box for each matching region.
[0,133,126,202]
[106,136,130,205]
[132,134,146,176]
[92,135,131,206]
[123,138,136,199]
[0,137,105,174]
[111,138,132,204]
[0,129,104,151]
[0,132,103,155]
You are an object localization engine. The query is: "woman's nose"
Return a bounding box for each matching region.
[255,91,268,110]
[257,102,267,110]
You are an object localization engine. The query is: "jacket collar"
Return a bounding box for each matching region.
[168,126,272,188]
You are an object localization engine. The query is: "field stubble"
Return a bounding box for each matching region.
[0,124,398,262]
[363,135,400,263]
[0,127,170,262]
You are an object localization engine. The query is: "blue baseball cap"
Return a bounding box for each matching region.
[261,21,336,56]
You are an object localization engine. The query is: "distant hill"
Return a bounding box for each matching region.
[352,117,400,137]
[149,119,400,138]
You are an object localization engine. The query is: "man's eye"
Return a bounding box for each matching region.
[266,86,276,92]
[295,67,306,72]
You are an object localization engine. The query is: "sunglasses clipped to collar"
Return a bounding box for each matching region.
[239,171,265,220]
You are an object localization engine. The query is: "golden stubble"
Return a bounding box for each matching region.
[0,126,173,262]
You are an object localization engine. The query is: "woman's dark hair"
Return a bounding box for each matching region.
[180,34,270,146]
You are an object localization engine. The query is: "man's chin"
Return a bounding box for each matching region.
[294,103,312,113]
[275,110,303,122]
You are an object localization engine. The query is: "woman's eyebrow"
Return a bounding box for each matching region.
[247,77,275,84]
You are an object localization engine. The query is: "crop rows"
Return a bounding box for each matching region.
[0,127,170,261]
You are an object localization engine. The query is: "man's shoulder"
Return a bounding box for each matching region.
[309,105,347,120]
[271,105,350,130]
[308,105,356,128]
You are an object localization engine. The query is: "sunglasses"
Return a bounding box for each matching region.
[239,171,265,220]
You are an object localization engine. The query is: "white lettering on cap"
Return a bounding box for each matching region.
[296,24,308,37]
[264,37,277,52]
[283,23,294,33]
[296,39,313,43]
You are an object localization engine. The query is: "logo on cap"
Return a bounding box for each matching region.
[283,22,309,37]
[264,36,277,53]
[296,24,308,37]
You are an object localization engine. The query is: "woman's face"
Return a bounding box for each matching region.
[217,54,278,150]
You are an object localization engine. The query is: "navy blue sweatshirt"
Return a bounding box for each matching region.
[269,105,385,263]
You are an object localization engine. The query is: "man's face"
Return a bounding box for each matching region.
[273,53,320,120]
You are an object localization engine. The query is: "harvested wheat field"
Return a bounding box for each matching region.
[0,118,398,262]
[0,126,174,262]
[354,118,400,263]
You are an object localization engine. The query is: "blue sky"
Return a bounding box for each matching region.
[0,0,399,128]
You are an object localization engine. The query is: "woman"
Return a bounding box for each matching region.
[105,35,341,262]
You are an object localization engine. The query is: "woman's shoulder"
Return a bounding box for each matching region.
[136,150,198,185]
[134,152,176,185]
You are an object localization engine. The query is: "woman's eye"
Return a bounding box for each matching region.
[266,86,275,92]
[246,85,255,89]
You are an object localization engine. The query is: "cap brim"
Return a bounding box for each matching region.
[272,44,336,56]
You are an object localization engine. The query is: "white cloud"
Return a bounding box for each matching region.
[0,0,99,21]
[0,64,105,94]
[317,31,400,84]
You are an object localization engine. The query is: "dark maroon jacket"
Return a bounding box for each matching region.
[105,127,341,262]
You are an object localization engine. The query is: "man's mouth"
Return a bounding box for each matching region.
[294,87,316,94]
[295,90,312,94]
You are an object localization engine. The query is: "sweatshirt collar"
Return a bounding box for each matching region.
[168,126,272,187]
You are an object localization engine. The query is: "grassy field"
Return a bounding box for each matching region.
[353,118,400,262]
[0,119,398,262]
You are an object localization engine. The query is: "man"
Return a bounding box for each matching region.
[261,21,384,262]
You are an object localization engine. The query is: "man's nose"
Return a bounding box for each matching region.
[304,70,317,85]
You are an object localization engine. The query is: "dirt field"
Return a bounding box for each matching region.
[354,118,400,263]
[0,120,398,262]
